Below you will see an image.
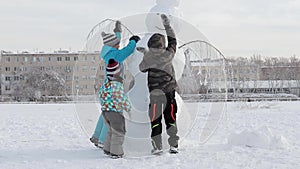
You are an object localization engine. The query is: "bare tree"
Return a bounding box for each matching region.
[12,68,67,101]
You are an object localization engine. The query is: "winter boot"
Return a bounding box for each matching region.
[90,137,104,149]
[151,139,163,155]
[151,148,163,155]
[90,137,99,146]
[110,153,123,159]
[103,150,111,156]
[169,145,179,154]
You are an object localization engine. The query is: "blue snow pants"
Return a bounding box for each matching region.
[92,113,108,143]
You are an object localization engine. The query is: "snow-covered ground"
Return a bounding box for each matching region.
[0,101,299,169]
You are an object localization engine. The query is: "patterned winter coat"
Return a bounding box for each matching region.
[99,80,131,113]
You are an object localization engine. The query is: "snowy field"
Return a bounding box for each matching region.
[0,101,299,169]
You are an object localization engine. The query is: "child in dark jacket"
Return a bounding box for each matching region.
[95,20,140,158]
[138,14,179,154]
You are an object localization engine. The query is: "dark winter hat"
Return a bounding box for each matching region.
[148,33,166,49]
[106,59,122,82]
[101,32,120,47]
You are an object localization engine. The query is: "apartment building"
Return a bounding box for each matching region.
[0,51,105,97]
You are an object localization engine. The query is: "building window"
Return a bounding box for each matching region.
[82,66,88,71]
[5,67,10,72]
[14,76,20,81]
[65,57,71,61]
[90,75,96,79]
[14,67,17,71]
[84,56,88,61]
[23,57,28,62]
[5,76,11,81]
[82,75,87,80]
[100,66,105,71]
[41,67,45,71]
[33,57,37,62]
[74,76,79,80]
[39,57,44,62]
[16,57,19,62]
[22,67,27,71]
[91,67,96,71]
[74,66,79,72]
[74,56,78,61]
[5,57,10,62]
[57,57,62,61]
[66,76,71,81]
[49,57,53,61]
[65,66,71,72]
[5,86,11,91]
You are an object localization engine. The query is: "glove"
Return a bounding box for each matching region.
[129,35,141,43]
[161,14,170,26]
[113,20,122,33]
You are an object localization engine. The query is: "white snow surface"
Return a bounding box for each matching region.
[0,101,300,169]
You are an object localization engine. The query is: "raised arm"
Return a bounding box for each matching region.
[161,14,177,54]
[113,20,122,39]
[114,35,140,63]
[114,40,136,63]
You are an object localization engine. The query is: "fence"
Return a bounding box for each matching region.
[1,94,300,104]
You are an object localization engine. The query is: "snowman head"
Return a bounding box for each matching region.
[156,0,180,7]
[146,0,181,34]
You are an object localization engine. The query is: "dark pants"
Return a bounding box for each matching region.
[148,89,179,149]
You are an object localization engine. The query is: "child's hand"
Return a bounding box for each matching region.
[113,20,122,33]
[161,14,170,26]
[129,35,141,43]
[136,47,146,54]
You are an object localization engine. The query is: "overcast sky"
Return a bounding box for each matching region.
[0,0,299,57]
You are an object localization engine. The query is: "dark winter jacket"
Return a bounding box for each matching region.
[138,24,177,93]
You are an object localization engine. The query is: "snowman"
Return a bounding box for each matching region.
[122,0,196,156]
[126,0,184,114]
